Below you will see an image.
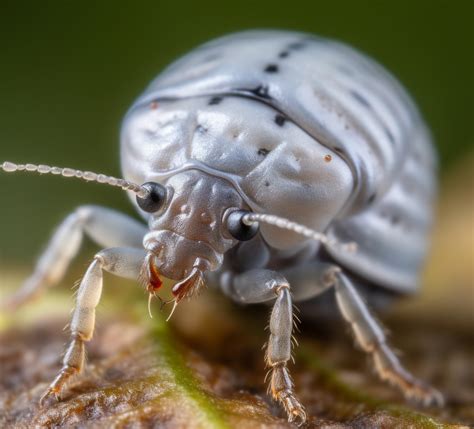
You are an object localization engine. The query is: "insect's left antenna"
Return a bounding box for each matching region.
[0,161,149,198]
[242,212,358,253]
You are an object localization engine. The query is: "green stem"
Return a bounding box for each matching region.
[146,314,231,429]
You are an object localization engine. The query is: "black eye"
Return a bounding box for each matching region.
[226,209,259,241]
[136,182,167,213]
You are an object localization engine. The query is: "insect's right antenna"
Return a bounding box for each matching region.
[0,161,149,198]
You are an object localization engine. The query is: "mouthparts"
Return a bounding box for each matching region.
[140,251,163,294]
[141,246,208,303]
[143,230,222,280]
[171,265,205,302]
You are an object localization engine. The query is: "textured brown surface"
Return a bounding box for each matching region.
[0,290,472,429]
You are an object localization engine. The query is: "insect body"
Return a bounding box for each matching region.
[1,30,441,424]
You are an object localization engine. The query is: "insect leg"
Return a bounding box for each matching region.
[40,246,145,404]
[4,205,147,310]
[333,269,444,406]
[227,269,306,425]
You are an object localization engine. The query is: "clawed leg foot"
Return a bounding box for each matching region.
[333,269,444,408]
[39,366,79,405]
[268,363,306,425]
[39,333,84,406]
[374,344,444,406]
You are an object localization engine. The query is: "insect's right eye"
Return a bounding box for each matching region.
[136,182,167,213]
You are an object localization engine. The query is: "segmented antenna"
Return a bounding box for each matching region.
[0,161,149,198]
[243,212,357,252]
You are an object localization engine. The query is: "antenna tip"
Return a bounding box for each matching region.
[0,160,147,197]
[1,161,18,172]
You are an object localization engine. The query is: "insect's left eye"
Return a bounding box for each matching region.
[136,182,167,213]
[225,209,259,241]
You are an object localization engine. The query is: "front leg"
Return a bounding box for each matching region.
[3,205,147,310]
[227,269,306,424]
[40,246,145,404]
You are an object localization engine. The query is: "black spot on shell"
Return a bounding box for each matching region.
[195,124,207,134]
[368,194,376,204]
[274,114,286,126]
[258,148,270,156]
[350,90,371,109]
[265,181,270,187]
[208,96,223,105]
[278,51,289,58]
[264,64,279,73]
[288,41,306,50]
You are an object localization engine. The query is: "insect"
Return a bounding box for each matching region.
[1,30,442,424]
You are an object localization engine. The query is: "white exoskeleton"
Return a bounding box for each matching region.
[1,30,443,425]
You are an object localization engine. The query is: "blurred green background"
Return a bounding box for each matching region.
[0,0,472,263]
